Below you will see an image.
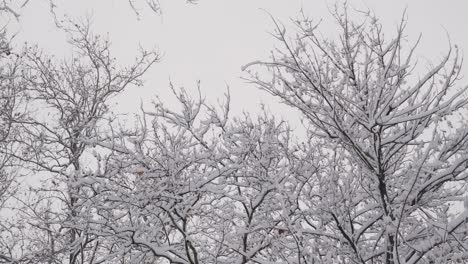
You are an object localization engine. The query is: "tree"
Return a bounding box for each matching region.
[0,28,21,209]
[3,3,468,264]
[127,0,199,17]
[244,6,468,264]
[4,20,158,263]
[0,3,35,262]
[72,86,309,263]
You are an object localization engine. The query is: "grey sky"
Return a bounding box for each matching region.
[12,0,468,122]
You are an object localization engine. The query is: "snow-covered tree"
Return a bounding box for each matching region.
[0,28,21,208]
[3,3,468,264]
[4,20,158,263]
[244,6,468,264]
[127,0,198,16]
[70,85,309,263]
[0,3,35,262]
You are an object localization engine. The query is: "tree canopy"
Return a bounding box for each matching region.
[1,2,468,264]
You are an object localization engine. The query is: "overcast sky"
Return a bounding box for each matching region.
[11,0,468,125]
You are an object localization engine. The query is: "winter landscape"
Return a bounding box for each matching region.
[1,0,468,263]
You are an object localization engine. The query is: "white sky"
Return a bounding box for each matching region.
[10,0,468,127]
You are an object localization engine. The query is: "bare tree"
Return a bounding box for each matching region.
[4,2,468,264]
[0,3,34,262]
[244,5,468,264]
[127,0,199,17]
[5,20,158,263]
[0,29,21,208]
[67,83,315,264]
